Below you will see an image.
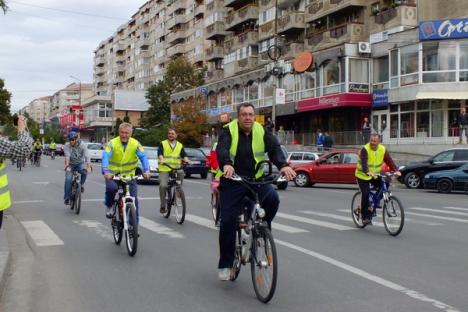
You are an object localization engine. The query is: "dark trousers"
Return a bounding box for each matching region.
[218,182,279,269]
[357,177,383,220]
[105,179,139,216]
[0,211,3,229]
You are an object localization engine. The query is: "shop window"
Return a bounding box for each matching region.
[248,81,258,101]
[400,112,415,138]
[349,58,369,93]
[300,71,316,99]
[373,56,389,89]
[263,76,275,106]
[422,42,456,83]
[208,92,217,108]
[416,111,429,137]
[390,49,399,88]
[431,110,443,137]
[323,60,340,95]
[400,102,414,112]
[417,101,429,110]
[390,114,398,138]
[282,74,295,102]
[400,45,419,86]
[233,85,244,104]
[459,43,468,81]
[448,101,462,137]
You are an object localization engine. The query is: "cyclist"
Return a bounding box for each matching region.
[355,133,401,225]
[63,131,91,206]
[32,138,42,164]
[102,122,150,218]
[158,128,190,214]
[49,139,57,159]
[215,103,296,281]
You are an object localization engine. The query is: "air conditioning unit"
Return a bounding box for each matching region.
[283,63,292,73]
[358,42,371,54]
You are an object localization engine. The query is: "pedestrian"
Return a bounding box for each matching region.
[458,107,468,144]
[0,115,33,229]
[323,131,333,150]
[316,129,324,152]
[362,117,371,144]
[277,125,286,144]
[265,117,275,133]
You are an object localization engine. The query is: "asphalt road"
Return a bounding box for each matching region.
[1,157,467,312]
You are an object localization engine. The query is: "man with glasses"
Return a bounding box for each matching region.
[63,131,91,206]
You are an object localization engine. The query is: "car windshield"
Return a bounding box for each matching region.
[87,144,102,150]
[145,148,158,159]
[186,148,204,158]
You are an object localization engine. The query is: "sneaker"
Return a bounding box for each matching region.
[362,218,372,226]
[81,186,85,193]
[160,206,167,214]
[218,268,231,281]
[106,206,113,219]
[64,199,70,205]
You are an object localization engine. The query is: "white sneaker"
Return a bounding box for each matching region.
[218,268,230,281]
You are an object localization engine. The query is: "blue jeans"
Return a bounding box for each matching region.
[64,163,87,200]
[105,179,139,218]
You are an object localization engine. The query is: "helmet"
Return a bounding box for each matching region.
[68,131,78,140]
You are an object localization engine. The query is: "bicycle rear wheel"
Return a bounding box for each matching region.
[383,196,404,236]
[112,202,123,245]
[125,203,138,257]
[74,185,81,215]
[351,191,366,228]
[163,188,171,218]
[250,227,277,303]
[174,187,186,224]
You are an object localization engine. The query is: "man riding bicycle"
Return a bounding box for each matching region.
[63,131,91,206]
[32,138,42,164]
[102,122,150,219]
[49,139,57,159]
[158,128,190,214]
[216,103,296,281]
[355,133,401,225]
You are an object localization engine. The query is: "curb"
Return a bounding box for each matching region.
[0,227,11,299]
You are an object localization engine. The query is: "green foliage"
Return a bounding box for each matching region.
[123,115,130,123]
[23,112,40,140]
[44,125,65,143]
[172,97,209,147]
[133,124,169,147]
[0,0,8,14]
[115,117,123,133]
[165,57,204,92]
[143,80,171,128]
[0,78,12,126]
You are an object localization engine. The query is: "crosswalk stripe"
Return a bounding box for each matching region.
[411,207,468,217]
[276,212,355,231]
[272,223,309,233]
[139,217,184,238]
[82,196,203,202]
[336,209,443,226]
[444,206,468,212]
[21,220,64,246]
[300,210,385,227]
[73,220,112,240]
[405,212,468,223]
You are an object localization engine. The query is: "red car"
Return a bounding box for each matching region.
[292,149,359,187]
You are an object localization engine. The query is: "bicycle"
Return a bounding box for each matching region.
[351,172,405,236]
[33,151,41,167]
[50,150,56,160]
[69,169,82,215]
[210,179,220,226]
[16,157,25,171]
[110,174,142,257]
[160,163,186,224]
[229,160,286,303]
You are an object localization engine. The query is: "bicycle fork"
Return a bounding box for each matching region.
[122,185,136,231]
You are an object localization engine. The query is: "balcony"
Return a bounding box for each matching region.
[206,69,224,82]
[234,56,258,74]
[115,43,126,52]
[277,0,301,9]
[138,38,151,48]
[225,31,258,52]
[95,67,106,76]
[259,21,275,41]
[167,28,187,44]
[373,5,417,29]
[139,14,150,25]
[190,53,204,64]
[206,1,225,12]
[283,42,305,60]
[225,0,252,8]
[166,15,188,29]
[277,12,305,34]
[260,0,272,6]
[206,21,228,40]
[225,6,258,31]
[305,23,367,50]
[115,54,126,62]
[95,56,105,66]
[166,0,187,16]
[206,46,224,61]
[167,44,185,58]
[305,0,367,23]
[194,4,205,17]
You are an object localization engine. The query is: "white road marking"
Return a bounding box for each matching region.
[337,209,443,226]
[12,200,44,204]
[139,217,184,238]
[21,220,64,247]
[411,207,468,217]
[32,181,49,185]
[276,212,355,231]
[406,212,468,223]
[82,196,203,202]
[300,210,385,227]
[444,206,468,212]
[272,222,309,233]
[186,214,217,230]
[275,239,460,312]
[73,220,112,240]
[184,180,210,186]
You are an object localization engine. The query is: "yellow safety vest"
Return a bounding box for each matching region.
[106,137,141,176]
[355,143,386,181]
[0,161,11,211]
[49,143,56,149]
[227,119,266,179]
[159,140,183,172]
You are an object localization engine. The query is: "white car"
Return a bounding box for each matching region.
[287,151,321,165]
[84,143,104,162]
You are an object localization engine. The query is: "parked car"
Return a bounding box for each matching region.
[398,148,468,189]
[136,146,159,184]
[84,143,104,162]
[287,151,321,165]
[292,149,359,187]
[423,163,468,193]
[55,144,65,156]
[184,147,208,179]
[267,145,290,190]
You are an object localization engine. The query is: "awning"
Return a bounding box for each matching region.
[416,91,468,100]
[297,93,371,112]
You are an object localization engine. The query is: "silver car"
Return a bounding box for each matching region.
[136,147,159,184]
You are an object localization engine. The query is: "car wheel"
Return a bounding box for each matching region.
[185,173,191,178]
[404,172,421,189]
[277,181,288,190]
[437,178,453,193]
[294,172,310,187]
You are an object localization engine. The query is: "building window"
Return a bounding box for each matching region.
[248,81,258,101]
[323,60,340,95]
[431,100,443,137]
[348,58,369,92]
[400,45,419,86]
[282,74,295,102]
[259,7,276,25]
[300,71,316,99]
[459,42,468,81]
[390,49,399,88]
[233,85,244,103]
[416,101,429,138]
[448,100,462,137]
[373,56,389,89]
[422,42,456,83]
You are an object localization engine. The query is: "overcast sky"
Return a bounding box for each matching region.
[0,0,146,112]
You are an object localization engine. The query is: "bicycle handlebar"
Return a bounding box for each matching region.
[112,174,144,182]
[230,173,287,185]
[159,162,186,172]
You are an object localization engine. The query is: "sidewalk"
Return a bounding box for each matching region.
[0,224,11,299]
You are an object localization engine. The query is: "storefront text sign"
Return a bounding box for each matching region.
[419,18,468,40]
[349,83,369,93]
[297,93,371,112]
[275,88,286,104]
[372,89,388,108]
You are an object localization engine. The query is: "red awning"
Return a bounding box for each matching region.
[297,93,371,112]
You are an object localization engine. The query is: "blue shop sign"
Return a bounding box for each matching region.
[419,18,468,40]
[372,89,388,108]
[209,107,219,117]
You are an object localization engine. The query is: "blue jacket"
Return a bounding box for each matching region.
[317,133,324,146]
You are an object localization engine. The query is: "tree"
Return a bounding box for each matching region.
[123,115,130,123]
[142,80,170,128]
[165,57,204,92]
[171,97,209,147]
[0,0,8,14]
[0,78,11,126]
[133,124,169,147]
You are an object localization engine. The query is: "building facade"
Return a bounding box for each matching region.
[24,96,51,125]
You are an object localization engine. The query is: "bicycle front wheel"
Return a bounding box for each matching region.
[74,186,81,215]
[112,202,123,245]
[250,227,277,303]
[210,192,218,223]
[125,203,138,257]
[351,191,366,228]
[163,189,171,218]
[383,196,405,236]
[174,187,186,224]
[231,229,242,281]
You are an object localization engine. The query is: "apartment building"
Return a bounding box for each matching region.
[24,96,51,125]
[50,83,94,116]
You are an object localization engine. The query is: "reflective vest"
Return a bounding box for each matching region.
[0,161,11,212]
[227,119,266,179]
[355,143,385,181]
[49,142,56,150]
[106,137,140,176]
[33,142,42,151]
[159,140,183,172]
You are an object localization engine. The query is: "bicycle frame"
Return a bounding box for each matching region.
[114,177,137,232]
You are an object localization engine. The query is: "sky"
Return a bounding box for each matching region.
[0,0,147,112]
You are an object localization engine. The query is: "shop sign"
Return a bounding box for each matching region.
[256,115,265,125]
[297,93,371,112]
[293,52,313,73]
[220,105,232,113]
[419,18,468,40]
[372,89,388,108]
[275,88,286,104]
[209,107,219,116]
[349,83,369,93]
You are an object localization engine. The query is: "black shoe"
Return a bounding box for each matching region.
[362,218,372,226]
[81,186,84,193]
[64,199,70,205]
[106,206,113,219]
[160,207,167,214]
